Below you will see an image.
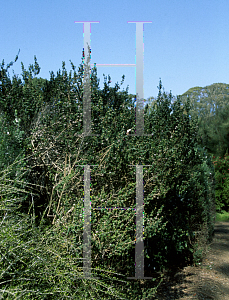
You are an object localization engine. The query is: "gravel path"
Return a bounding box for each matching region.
[151,221,229,299]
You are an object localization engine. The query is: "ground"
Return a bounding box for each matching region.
[151,221,229,299]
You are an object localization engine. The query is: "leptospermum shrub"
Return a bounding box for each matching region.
[22,70,215,276]
[0,52,216,299]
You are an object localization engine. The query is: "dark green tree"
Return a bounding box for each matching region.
[178,83,229,159]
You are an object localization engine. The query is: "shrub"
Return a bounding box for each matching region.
[0,51,216,298]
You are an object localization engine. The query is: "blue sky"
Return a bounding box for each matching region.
[1,0,229,106]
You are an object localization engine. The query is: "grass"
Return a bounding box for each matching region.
[215,210,229,222]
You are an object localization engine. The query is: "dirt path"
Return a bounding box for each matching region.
[152,221,229,299]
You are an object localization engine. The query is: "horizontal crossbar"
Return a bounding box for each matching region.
[91,207,136,210]
[91,64,135,67]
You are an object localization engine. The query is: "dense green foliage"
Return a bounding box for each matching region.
[0,52,216,299]
[180,83,229,158]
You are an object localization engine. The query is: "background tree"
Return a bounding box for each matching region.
[177,83,229,159]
